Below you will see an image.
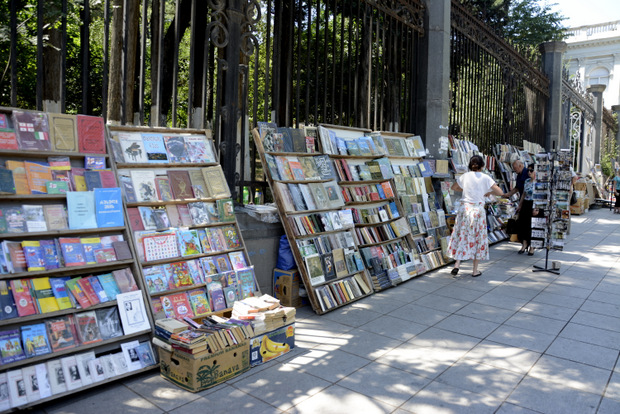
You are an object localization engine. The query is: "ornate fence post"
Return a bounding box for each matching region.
[588,84,606,164]
[540,41,567,150]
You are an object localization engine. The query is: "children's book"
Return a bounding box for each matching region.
[187,288,211,317]
[143,265,170,293]
[217,198,235,222]
[236,266,258,299]
[228,251,248,270]
[177,229,202,256]
[0,329,26,364]
[186,259,205,284]
[160,293,195,320]
[206,281,227,311]
[21,322,52,357]
[185,135,215,163]
[221,225,242,249]
[212,254,233,273]
[199,257,219,276]
[164,261,194,288]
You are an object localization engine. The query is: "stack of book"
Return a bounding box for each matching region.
[231,295,296,336]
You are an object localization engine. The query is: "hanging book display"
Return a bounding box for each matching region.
[108,125,257,322]
[0,107,156,411]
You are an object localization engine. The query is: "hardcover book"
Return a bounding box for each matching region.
[112,268,138,293]
[201,165,231,198]
[141,133,168,163]
[119,175,138,203]
[187,288,211,317]
[45,315,78,352]
[49,112,78,152]
[130,170,158,202]
[5,160,29,195]
[143,265,170,293]
[118,132,148,163]
[66,191,97,229]
[21,322,52,357]
[163,135,190,163]
[167,170,195,200]
[217,198,235,222]
[0,168,16,195]
[154,176,174,201]
[12,110,51,151]
[235,266,257,299]
[160,293,195,319]
[177,229,202,256]
[188,169,209,198]
[77,114,106,154]
[0,130,19,150]
[188,202,210,225]
[164,261,194,288]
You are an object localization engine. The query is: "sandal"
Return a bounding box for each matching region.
[451,268,460,275]
[472,271,482,277]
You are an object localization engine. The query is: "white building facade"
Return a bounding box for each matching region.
[563,21,620,108]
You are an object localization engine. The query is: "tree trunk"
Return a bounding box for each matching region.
[43,27,62,112]
[107,0,123,123]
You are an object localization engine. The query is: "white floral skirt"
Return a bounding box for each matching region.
[448,202,489,261]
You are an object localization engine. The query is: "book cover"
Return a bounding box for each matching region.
[145,205,169,229]
[201,165,231,198]
[3,240,27,273]
[112,268,138,293]
[143,265,170,293]
[206,281,227,311]
[81,237,101,265]
[98,169,116,188]
[48,276,72,310]
[130,170,158,202]
[177,204,193,226]
[13,110,51,151]
[9,279,37,317]
[0,130,19,150]
[84,155,106,169]
[74,351,96,387]
[61,355,83,391]
[236,266,257,299]
[257,121,278,151]
[97,273,122,301]
[5,160,29,195]
[21,322,52,357]
[187,288,211,317]
[48,112,78,152]
[46,180,69,194]
[31,277,60,313]
[127,207,145,231]
[188,169,209,199]
[177,229,202,256]
[221,225,241,249]
[161,293,195,320]
[167,170,195,200]
[215,198,234,222]
[45,315,78,353]
[66,191,97,229]
[212,254,233,273]
[59,237,86,266]
[83,170,103,190]
[24,160,52,194]
[0,281,18,320]
[142,232,179,262]
[199,257,219,276]
[94,246,116,264]
[118,132,148,163]
[22,204,47,232]
[154,176,174,201]
[3,207,26,233]
[77,115,106,154]
[185,135,214,163]
[222,285,238,308]
[46,359,68,395]
[135,342,156,368]
[94,187,124,227]
[76,277,100,306]
[42,204,68,231]
[188,202,210,225]
[119,175,138,203]
[228,251,247,270]
[95,307,123,339]
[116,290,151,334]
[21,240,46,271]
[121,340,143,371]
[164,261,194,288]
[65,278,92,308]
[74,311,103,345]
[112,240,132,260]
[0,329,26,364]
[163,135,190,163]
[0,168,16,195]
[141,133,168,163]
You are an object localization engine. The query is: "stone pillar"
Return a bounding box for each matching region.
[417,0,450,158]
[612,105,620,156]
[539,41,567,151]
[588,84,606,163]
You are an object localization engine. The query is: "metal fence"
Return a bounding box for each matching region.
[449,0,549,154]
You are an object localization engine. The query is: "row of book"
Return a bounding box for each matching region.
[119,165,230,204]
[263,154,337,182]
[314,274,371,312]
[0,339,155,410]
[354,218,411,246]
[418,250,448,273]
[408,210,448,235]
[134,224,241,263]
[350,201,400,224]
[332,157,393,182]
[389,160,435,179]
[287,209,355,237]
[1,234,130,274]
[488,229,509,244]
[127,198,235,233]
[1,307,126,364]
[256,123,320,154]
[0,156,118,196]
[108,130,216,164]
[0,268,138,319]
[303,247,367,287]
[0,110,106,154]
[340,181,395,203]
[276,180,345,212]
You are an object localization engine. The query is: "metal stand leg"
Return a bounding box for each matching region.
[532,247,560,274]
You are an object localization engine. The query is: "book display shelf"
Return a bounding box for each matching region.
[0,108,156,412]
[377,131,453,275]
[252,123,376,314]
[107,126,259,324]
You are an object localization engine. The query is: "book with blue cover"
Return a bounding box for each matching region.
[40,239,60,269]
[0,281,18,320]
[21,240,46,271]
[141,133,168,163]
[83,170,103,190]
[87,276,109,303]
[49,277,72,310]
[21,323,52,357]
[94,187,124,227]
[58,237,86,266]
[0,329,26,364]
[66,191,97,229]
[97,273,121,301]
[80,238,102,264]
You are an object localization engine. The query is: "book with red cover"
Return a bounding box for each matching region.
[45,315,79,351]
[0,130,19,150]
[99,170,117,188]
[177,204,193,226]
[112,268,138,292]
[167,170,195,200]
[76,278,100,306]
[126,207,145,231]
[77,115,106,154]
[9,279,37,316]
[12,110,51,151]
[65,278,93,308]
[74,311,103,345]
[160,293,195,320]
[4,241,27,272]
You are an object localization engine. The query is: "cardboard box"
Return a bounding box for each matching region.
[159,339,250,392]
[250,323,295,366]
[274,268,302,307]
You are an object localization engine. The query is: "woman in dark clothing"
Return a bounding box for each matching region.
[516,166,535,255]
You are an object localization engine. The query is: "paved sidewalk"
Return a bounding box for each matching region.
[39,207,620,414]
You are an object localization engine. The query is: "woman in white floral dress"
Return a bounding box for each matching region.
[448,155,504,277]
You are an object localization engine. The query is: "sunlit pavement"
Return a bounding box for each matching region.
[39,206,620,413]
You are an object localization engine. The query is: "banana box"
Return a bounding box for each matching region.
[250,323,295,366]
[159,339,250,392]
[274,269,302,307]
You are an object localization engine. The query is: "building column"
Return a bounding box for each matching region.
[417,0,450,159]
[612,105,620,154]
[540,41,567,151]
[588,84,606,164]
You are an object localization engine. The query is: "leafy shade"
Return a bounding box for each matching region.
[505,0,568,47]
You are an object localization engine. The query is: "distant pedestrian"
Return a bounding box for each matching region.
[516,166,536,255]
[448,155,504,277]
[613,170,620,214]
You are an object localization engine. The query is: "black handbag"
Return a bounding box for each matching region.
[570,191,578,205]
[506,217,518,234]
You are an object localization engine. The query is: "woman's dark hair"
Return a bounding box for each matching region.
[468,155,484,171]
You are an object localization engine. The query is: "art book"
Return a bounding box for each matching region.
[118,132,148,163]
[130,170,158,202]
[163,135,190,163]
[66,191,97,229]
[188,169,209,199]
[74,311,103,345]
[188,202,210,226]
[141,133,168,163]
[21,322,52,357]
[12,110,51,151]
[95,307,123,339]
[185,135,216,163]
[45,315,78,352]
[154,176,174,201]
